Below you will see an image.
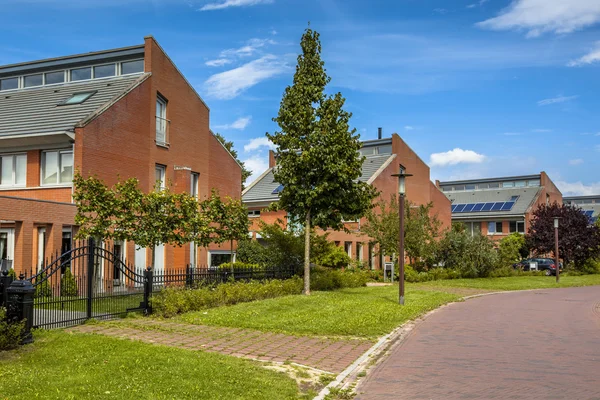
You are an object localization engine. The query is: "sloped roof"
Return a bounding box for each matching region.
[243,154,395,203]
[445,187,542,219]
[0,73,149,137]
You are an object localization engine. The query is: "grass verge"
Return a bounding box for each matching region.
[0,330,301,400]
[176,286,460,339]
[414,274,600,292]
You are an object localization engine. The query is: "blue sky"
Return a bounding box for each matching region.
[2,0,600,195]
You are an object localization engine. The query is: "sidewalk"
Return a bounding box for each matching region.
[71,319,373,374]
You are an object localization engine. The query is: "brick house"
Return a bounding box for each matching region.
[0,36,241,276]
[437,172,563,240]
[563,195,600,223]
[242,132,451,269]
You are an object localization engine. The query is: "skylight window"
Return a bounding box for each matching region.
[59,91,96,106]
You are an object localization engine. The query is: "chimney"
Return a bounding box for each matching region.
[378,127,382,139]
[269,150,276,168]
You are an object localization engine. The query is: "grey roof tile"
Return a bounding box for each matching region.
[243,154,394,203]
[0,74,147,137]
[445,187,542,218]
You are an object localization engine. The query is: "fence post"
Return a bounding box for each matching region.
[0,270,14,308]
[6,274,35,344]
[143,267,153,315]
[86,238,95,319]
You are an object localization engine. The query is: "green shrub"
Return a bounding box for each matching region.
[310,268,369,290]
[235,240,270,266]
[0,307,24,350]
[152,278,303,317]
[314,244,351,269]
[34,272,52,298]
[60,268,78,297]
[216,262,264,272]
[580,258,600,275]
[7,268,17,280]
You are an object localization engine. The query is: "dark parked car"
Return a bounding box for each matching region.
[513,258,562,275]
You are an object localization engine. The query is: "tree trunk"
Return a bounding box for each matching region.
[304,211,311,295]
[151,245,156,271]
[230,239,235,278]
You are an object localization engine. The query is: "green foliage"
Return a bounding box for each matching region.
[362,196,441,267]
[0,307,24,350]
[7,268,17,279]
[580,258,600,275]
[437,225,500,278]
[236,240,271,266]
[152,278,304,317]
[216,262,264,272]
[312,242,351,269]
[213,132,252,188]
[310,268,369,291]
[60,267,78,297]
[267,27,377,293]
[34,272,52,298]
[498,233,528,266]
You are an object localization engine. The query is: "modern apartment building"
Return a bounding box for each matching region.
[563,195,600,223]
[242,132,452,269]
[437,173,563,239]
[0,36,242,275]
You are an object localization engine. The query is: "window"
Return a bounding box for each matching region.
[510,221,525,234]
[471,222,481,236]
[93,64,116,79]
[191,172,199,198]
[502,182,514,188]
[454,185,465,191]
[344,242,352,258]
[24,74,43,87]
[45,71,65,85]
[510,195,520,202]
[155,164,166,190]
[248,210,261,218]
[0,77,18,91]
[377,145,392,154]
[528,180,540,187]
[465,184,476,190]
[488,183,500,189]
[156,95,168,144]
[488,221,503,235]
[59,91,96,106]
[70,67,92,81]
[209,251,234,268]
[515,181,526,188]
[41,150,73,185]
[359,147,375,156]
[0,153,26,186]
[121,60,144,75]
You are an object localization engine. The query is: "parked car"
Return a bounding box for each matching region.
[513,258,562,275]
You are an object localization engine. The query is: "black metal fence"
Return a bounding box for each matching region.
[1,240,296,330]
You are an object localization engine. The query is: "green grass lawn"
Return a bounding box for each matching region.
[0,330,301,400]
[176,286,460,339]
[414,274,600,292]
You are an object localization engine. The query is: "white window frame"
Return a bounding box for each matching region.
[191,172,199,198]
[155,94,169,145]
[488,221,497,235]
[119,59,145,76]
[155,164,166,191]
[92,63,117,79]
[40,149,73,186]
[248,210,261,218]
[207,250,236,269]
[0,153,26,187]
[0,228,15,266]
[190,242,197,268]
[345,242,352,258]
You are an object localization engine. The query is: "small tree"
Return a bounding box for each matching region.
[527,202,600,268]
[267,27,377,294]
[498,233,528,266]
[216,197,250,273]
[60,267,78,297]
[362,196,441,269]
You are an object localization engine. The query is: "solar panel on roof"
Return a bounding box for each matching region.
[463,203,476,212]
[472,203,485,212]
[481,203,494,211]
[500,201,515,211]
[491,202,504,211]
[271,184,284,194]
[454,204,466,212]
[584,210,594,217]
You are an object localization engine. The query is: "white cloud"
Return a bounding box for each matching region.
[433,8,448,14]
[199,0,273,11]
[569,158,584,165]
[568,41,600,66]
[503,132,522,136]
[206,38,275,67]
[477,0,600,37]
[215,116,252,130]
[404,126,414,131]
[467,0,488,9]
[532,128,552,133]
[204,55,287,99]
[556,180,600,196]
[205,58,232,67]
[244,137,275,152]
[537,95,578,106]
[242,154,269,185]
[429,148,486,167]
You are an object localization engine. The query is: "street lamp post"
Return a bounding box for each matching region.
[554,217,560,283]
[392,165,412,305]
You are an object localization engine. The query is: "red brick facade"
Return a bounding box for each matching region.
[0,37,241,275]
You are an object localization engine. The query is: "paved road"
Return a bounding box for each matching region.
[357,286,600,399]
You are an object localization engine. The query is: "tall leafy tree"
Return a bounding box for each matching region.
[527,202,600,268]
[217,197,250,271]
[213,132,252,188]
[267,28,377,294]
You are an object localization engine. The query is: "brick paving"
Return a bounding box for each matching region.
[70,319,372,374]
[357,286,600,399]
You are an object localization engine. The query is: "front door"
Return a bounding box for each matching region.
[0,228,14,272]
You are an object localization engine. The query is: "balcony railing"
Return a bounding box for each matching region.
[155,116,170,146]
